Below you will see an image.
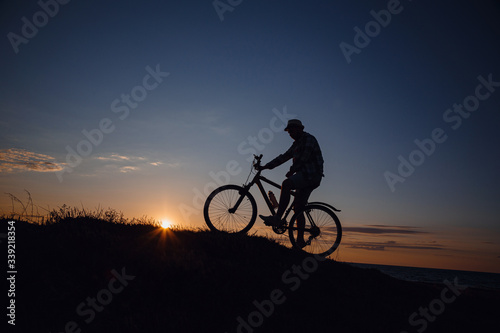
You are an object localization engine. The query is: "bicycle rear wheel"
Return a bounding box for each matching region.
[288,204,342,256]
[203,185,257,234]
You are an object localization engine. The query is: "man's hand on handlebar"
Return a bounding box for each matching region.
[255,164,268,171]
[253,154,265,171]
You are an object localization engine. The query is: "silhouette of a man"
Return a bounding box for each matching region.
[258,119,324,248]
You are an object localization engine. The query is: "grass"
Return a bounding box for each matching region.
[2,206,499,332]
[1,191,160,226]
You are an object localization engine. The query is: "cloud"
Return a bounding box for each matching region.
[343,225,428,235]
[348,244,386,251]
[343,225,441,252]
[168,109,234,136]
[0,148,64,173]
[344,240,445,252]
[95,154,142,162]
[91,153,181,174]
[119,166,139,173]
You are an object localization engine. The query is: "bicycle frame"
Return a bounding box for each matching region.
[232,158,299,227]
[241,171,325,236]
[248,171,289,214]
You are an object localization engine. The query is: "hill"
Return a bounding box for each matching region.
[4,217,499,333]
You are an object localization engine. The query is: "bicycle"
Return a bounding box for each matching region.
[203,154,342,256]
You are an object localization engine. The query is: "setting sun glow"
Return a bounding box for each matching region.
[161,220,173,229]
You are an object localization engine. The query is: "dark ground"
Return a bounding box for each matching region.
[3,218,499,333]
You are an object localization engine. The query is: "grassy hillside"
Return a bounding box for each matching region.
[3,215,499,333]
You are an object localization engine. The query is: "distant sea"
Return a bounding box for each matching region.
[348,263,500,290]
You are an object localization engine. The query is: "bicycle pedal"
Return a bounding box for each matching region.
[272,224,287,235]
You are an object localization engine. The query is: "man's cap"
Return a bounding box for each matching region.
[284,119,304,131]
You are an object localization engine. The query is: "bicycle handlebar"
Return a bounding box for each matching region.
[253,154,263,169]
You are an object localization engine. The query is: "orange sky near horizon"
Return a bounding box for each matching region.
[1,185,499,275]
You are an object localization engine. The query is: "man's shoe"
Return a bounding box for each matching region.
[259,215,281,227]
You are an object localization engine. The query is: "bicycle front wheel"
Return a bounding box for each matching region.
[288,204,342,256]
[203,185,257,234]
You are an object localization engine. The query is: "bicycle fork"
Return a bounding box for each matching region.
[228,186,251,214]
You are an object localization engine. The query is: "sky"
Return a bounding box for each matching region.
[1,0,500,273]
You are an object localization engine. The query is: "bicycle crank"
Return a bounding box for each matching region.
[272,220,287,234]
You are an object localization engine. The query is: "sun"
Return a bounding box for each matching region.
[161,219,173,229]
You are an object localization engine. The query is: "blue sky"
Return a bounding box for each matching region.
[1,0,500,272]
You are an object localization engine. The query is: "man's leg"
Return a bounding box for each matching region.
[276,178,293,219]
[294,191,309,245]
[260,178,293,226]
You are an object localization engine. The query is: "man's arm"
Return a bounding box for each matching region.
[262,145,294,170]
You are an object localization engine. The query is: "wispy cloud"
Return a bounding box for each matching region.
[168,109,234,136]
[119,166,139,173]
[91,152,181,174]
[341,224,445,252]
[348,244,386,251]
[0,148,64,173]
[343,225,428,235]
[95,154,143,162]
[344,240,445,251]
